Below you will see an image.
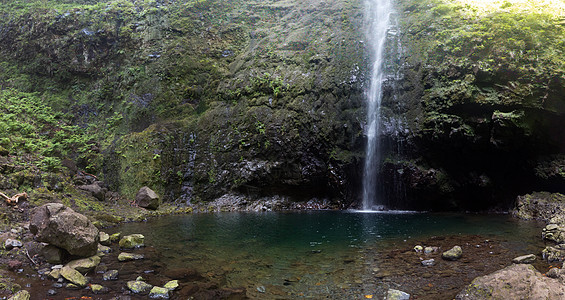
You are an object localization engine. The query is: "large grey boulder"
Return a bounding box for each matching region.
[456,264,565,299]
[29,203,99,257]
[135,186,160,210]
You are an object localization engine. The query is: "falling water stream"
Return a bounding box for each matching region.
[362,0,393,210]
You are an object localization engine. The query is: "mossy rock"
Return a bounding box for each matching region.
[119,234,145,249]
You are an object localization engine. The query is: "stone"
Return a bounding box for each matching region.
[421,259,435,266]
[60,266,87,287]
[135,186,161,210]
[149,286,170,299]
[109,232,121,243]
[542,245,565,262]
[164,280,179,291]
[7,260,22,270]
[414,245,423,252]
[41,245,65,264]
[48,269,61,280]
[127,280,153,294]
[66,283,80,289]
[442,246,463,261]
[546,267,561,279]
[103,269,119,281]
[8,290,30,300]
[424,246,436,254]
[542,224,565,244]
[512,254,536,264]
[29,203,99,257]
[66,255,101,273]
[4,239,23,250]
[90,284,108,294]
[99,232,111,246]
[98,244,111,254]
[385,289,410,300]
[118,252,144,262]
[78,182,106,201]
[119,234,145,249]
[456,264,565,299]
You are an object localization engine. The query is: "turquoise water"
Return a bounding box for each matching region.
[110,211,544,299]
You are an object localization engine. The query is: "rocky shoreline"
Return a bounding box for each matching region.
[2,191,565,299]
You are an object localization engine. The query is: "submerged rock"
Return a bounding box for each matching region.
[90,284,108,294]
[8,290,30,300]
[164,280,179,291]
[118,252,144,262]
[127,280,153,294]
[60,266,87,287]
[456,264,565,299]
[135,186,160,210]
[385,289,410,300]
[512,254,536,264]
[66,255,101,273]
[421,259,435,266]
[149,286,170,299]
[103,269,119,281]
[119,234,145,249]
[29,203,99,257]
[442,246,463,261]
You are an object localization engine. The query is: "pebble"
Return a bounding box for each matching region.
[47,289,57,296]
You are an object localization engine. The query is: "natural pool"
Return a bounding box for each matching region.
[21,211,547,299]
[107,211,546,299]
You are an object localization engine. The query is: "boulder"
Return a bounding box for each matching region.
[442,246,463,261]
[149,286,170,299]
[66,255,101,273]
[78,182,106,201]
[512,192,565,223]
[29,203,99,257]
[512,254,536,264]
[60,266,87,287]
[127,280,153,294]
[135,186,160,210]
[456,264,565,299]
[119,234,145,249]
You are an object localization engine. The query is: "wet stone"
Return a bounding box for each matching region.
[127,280,153,294]
[103,270,119,281]
[421,259,435,266]
[149,286,170,299]
[118,252,144,262]
[119,234,145,249]
[386,289,410,300]
[512,254,536,264]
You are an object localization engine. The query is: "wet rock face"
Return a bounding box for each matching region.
[456,264,565,299]
[29,203,99,257]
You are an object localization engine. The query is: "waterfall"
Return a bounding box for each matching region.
[362,0,393,211]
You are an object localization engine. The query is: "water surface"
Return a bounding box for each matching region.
[109,211,545,299]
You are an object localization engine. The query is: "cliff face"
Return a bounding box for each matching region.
[379,0,565,210]
[1,0,564,210]
[0,0,366,206]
